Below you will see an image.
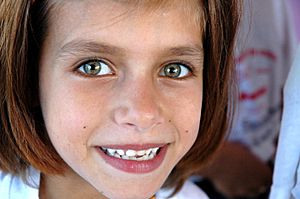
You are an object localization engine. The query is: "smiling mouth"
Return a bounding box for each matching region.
[97,144,168,173]
[100,147,161,161]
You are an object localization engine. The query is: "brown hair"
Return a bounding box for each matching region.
[0,0,240,193]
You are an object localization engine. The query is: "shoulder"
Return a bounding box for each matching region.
[0,168,40,199]
[156,180,209,199]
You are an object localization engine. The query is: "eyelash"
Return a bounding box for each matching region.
[159,61,194,79]
[75,58,115,78]
[74,58,195,79]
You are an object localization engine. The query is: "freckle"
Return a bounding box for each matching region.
[185,130,189,133]
[169,120,171,123]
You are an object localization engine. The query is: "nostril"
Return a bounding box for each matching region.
[113,100,163,131]
[123,119,156,131]
[125,123,135,127]
[114,112,161,132]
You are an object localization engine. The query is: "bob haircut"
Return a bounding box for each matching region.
[0,0,240,193]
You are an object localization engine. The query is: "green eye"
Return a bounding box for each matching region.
[78,60,113,76]
[160,63,191,78]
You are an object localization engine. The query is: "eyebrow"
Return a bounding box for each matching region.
[167,46,203,58]
[58,40,126,58]
[57,39,203,60]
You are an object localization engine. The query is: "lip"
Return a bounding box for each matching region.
[96,144,168,174]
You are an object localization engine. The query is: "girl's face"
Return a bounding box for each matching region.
[39,0,203,198]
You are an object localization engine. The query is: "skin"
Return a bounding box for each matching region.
[39,0,203,198]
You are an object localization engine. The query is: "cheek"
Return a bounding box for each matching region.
[180,99,202,151]
[40,80,107,163]
[43,98,88,161]
[169,83,203,160]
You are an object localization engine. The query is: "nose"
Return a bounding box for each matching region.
[112,79,164,132]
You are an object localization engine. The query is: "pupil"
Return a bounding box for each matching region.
[165,64,181,77]
[84,61,101,75]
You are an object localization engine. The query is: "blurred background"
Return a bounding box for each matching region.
[194,0,300,198]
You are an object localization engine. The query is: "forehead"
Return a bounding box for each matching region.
[48,0,203,30]
[41,0,204,60]
[51,0,202,10]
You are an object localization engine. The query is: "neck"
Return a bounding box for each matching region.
[39,168,157,199]
[39,169,107,199]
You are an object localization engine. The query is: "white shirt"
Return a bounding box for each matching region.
[0,168,209,199]
[269,46,300,199]
[229,0,297,162]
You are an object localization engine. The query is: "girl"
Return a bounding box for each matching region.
[0,0,240,198]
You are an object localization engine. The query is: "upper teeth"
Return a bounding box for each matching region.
[101,147,160,161]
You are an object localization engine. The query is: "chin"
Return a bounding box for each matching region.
[103,190,155,199]
[97,178,164,199]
